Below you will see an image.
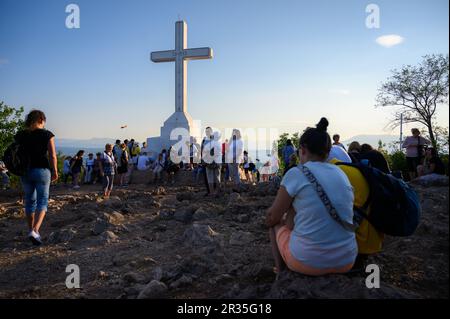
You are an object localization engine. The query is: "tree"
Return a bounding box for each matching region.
[376,54,449,148]
[0,101,24,158]
[422,125,449,154]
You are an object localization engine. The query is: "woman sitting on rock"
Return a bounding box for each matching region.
[417,147,446,177]
[266,118,357,276]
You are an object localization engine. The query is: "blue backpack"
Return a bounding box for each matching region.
[336,163,421,237]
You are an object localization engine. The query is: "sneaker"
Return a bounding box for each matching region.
[28,231,42,246]
[73,185,81,189]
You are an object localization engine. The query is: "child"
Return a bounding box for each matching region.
[84,153,95,184]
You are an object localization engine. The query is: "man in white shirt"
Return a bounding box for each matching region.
[137,152,151,171]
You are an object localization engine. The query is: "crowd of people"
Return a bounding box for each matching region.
[3,110,447,278]
[60,127,283,197]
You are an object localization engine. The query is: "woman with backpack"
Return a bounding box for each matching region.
[15,110,58,245]
[266,118,357,276]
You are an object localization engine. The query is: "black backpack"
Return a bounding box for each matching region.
[336,163,421,237]
[3,140,30,176]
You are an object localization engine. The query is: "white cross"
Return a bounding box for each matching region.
[151,20,213,114]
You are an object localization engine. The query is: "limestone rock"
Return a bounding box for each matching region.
[192,207,212,221]
[229,231,254,246]
[174,207,195,223]
[159,210,174,220]
[176,192,193,202]
[106,212,125,225]
[48,228,77,244]
[169,275,192,289]
[137,280,168,299]
[182,223,219,247]
[92,218,110,235]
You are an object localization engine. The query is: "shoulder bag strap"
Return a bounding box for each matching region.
[298,164,357,232]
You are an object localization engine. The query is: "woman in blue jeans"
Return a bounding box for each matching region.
[15,110,58,245]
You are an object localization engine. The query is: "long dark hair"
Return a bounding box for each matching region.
[25,110,46,128]
[299,117,331,160]
[75,150,85,158]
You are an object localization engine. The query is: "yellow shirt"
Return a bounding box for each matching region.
[330,159,384,254]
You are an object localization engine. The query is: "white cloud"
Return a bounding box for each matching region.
[329,89,350,96]
[375,34,405,48]
[0,58,9,66]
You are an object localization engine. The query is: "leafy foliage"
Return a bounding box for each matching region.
[376,54,449,147]
[0,101,25,158]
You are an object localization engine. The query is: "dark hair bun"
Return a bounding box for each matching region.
[316,117,329,132]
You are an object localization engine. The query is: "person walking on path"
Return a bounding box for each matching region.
[15,110,58,245]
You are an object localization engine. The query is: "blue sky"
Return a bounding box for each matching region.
[0,0,448,144]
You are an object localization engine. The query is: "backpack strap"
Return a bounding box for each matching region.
[298,164,357,232]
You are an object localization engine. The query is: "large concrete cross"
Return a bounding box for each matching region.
[151,20,213,113]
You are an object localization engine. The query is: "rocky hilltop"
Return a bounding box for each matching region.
[0,177,448,299]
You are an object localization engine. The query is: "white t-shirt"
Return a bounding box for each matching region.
[137,155,150,171]
[281,161,357,269]
[327,145,352,163]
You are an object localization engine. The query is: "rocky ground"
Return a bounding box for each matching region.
[0,177,448,299]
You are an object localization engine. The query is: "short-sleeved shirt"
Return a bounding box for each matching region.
[71,157,83,173]
[327,145,352,163]
[402,136,430,158]
[281,161,357,269]
[15,129,54,169]
[101,152,116,175]
[282,145,296,165]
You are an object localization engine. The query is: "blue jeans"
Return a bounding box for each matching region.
[21,168,51,215]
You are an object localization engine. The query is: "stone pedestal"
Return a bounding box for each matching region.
[146,111,194,155]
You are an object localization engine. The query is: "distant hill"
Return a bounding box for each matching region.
[342,134,400,150]
[55,138,115,148]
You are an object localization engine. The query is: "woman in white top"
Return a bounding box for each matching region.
[266,118,357,276]
[402,128,431,180]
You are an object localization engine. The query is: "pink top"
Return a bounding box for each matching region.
[402,136,431,157]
